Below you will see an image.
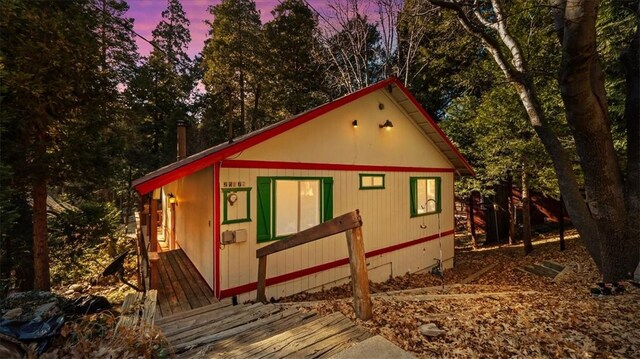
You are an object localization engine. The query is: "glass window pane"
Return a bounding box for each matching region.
[299,180,320,231]
[427,179,437,212]
[372,176,383,187]
[275,180,298,236]
[362,176,372,187]
[417,179,427,214]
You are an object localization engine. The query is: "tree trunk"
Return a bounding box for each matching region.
[621,2,640,280]
[522,171,533,255]
[32,171,50,291]
[485,184,509,245]
[484,195,498,245]
[252,83,261,132]
[428,0,602,270]
[555,0,636,280]
[508,174,515,245]
[239,68,246,134]
[468,194,477,248]
[559,194,565,251]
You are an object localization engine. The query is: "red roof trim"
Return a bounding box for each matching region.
[392,80,475,176]
[133,77,474,194]
[218,229,454,298]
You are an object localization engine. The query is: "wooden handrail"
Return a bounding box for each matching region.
[256,211,362,258]
[256,209,372,320]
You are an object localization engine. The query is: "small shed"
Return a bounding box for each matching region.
[133,77,474,302]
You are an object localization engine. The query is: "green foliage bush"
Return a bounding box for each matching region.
[48,201,127,286]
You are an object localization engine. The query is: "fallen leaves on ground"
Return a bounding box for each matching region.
[283,231,640,358]
[41,312,172,359]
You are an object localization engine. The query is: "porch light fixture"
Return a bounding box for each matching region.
[352,120,358,128]
[379,119,393,130]
[168,193,177,204]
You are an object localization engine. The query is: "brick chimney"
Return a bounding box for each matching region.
[177,120,187,161]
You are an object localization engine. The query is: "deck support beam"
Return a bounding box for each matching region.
[256,256,267,303]
[346,226,373,320]
[150,197,158,252]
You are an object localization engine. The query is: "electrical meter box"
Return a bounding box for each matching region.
[221,229,247,245]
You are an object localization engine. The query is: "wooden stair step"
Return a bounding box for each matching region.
[175,308,318,356]
[218,312,359,358]
[169,304,282,348]
[523,264,558,278]
[159,303,252,337]
[541,261,565,272]
[155,299,233,327]
[289,323,372,358]
[532,263,560,277]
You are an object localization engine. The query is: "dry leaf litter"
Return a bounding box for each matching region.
[281,231,640,358]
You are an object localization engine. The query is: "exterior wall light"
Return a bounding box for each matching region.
[352,120,358,128]
[168,193,177,204]
[379,120,393,130]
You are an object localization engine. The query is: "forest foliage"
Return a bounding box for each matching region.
[0,0,637,289]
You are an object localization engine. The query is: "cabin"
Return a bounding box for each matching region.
[132,77,474,304]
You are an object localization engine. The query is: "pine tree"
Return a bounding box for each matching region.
[202,0,264,137]
[263,0,328,118]
[0,0,136,289]
[133,0,193,168]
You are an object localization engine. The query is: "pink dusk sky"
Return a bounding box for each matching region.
[127,0,335,58]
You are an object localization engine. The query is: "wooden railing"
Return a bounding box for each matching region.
[256,210,373,320]
[134,212,148,292]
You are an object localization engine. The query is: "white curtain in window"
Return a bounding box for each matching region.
[299,180,320,231]
[275,180,298,236]
[275,179,320,236]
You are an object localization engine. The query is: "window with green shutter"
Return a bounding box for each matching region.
[256,176,334,242]
[410,177,441,217]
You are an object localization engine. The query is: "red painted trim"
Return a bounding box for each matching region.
[221,160,455,173]
[365,229,455,257]
[218,229,455,298]
[220,257,351,298]
[213,162,221,299]
[392,80,476,176]
[136,157,220,195]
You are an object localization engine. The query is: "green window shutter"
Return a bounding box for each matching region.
[322,177,334,222]
[256,177,271,242]
[410,177,417,216]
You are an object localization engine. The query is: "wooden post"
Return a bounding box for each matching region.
[149,252,160,290]
[150,199,158,252]
[346,226,372,320]
[256,256,267,303]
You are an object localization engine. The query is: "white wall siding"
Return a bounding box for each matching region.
[163,167,214,288]
[235,90,452,169]
[219,168,454,301]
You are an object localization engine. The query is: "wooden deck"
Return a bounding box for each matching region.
[155,301,374,358]
[156,249,216,318]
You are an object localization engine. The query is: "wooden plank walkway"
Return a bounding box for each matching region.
[156,302,374,358]
[156,249,216,318]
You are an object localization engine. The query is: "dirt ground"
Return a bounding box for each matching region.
[282,231,640,358]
